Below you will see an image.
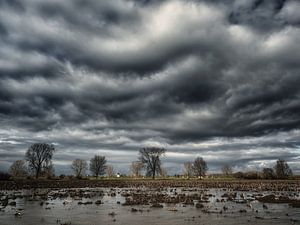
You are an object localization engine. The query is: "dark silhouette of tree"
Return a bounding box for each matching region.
[138,147,166,179]
[71,159,87,178]
[221,164,233,176]
[261,167,275,179]
[9,160,28,177]
[89,155,107,178]
[193,157,208,178]
[130,161,144,177]
[0,171,11,181]
[183,162,193,178]
[274,159,292,179]
[25,143,55,179]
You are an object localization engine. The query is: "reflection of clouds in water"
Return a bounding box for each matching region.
[1,185,300,225]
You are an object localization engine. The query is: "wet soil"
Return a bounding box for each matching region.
[0,179,299,225]
[0,179,299,191]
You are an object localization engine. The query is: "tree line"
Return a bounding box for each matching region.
[1,143,294,180]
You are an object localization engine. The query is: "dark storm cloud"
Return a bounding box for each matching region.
[0,0,300,174]
[228,0,300,29]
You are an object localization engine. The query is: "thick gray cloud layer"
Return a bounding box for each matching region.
[0,0,300,174]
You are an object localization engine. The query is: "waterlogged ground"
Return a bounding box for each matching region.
[1,186,300,225]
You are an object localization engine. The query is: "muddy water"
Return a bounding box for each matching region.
[0,188,299,225]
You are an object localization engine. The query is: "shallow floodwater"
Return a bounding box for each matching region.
[0,187,299,225]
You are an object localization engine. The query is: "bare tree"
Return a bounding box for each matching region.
[160,167,168,178]
[130,161,144,177]
[71,159,87,178]
[106,165,115,177]
[221,164,233,176]
[139,147,166,179]
[274,159,292,179]
[90,155,107,178]
[261,167,275,179]
[193,157,208,178]
[25,143,55,179]
[9,160,28,177]
[183,162,193,178]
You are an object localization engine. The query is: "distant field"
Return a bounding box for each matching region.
[0,178,299,191]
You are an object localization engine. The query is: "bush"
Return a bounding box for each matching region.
[0,172,11,181]
[26,175,33,180]
[59,174,66,179]
[243,171,260,179]
[67,175,75,180]
[233,171,260,179]
[261,168,276,179]
[233,172,244,179]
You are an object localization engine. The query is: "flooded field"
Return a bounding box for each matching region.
[0,180,300,225]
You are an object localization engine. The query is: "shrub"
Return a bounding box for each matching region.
[0,172,11,181]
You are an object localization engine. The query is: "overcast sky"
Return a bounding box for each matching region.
[0,0,300,175]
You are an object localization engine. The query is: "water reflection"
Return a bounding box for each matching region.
[0,187,299,225]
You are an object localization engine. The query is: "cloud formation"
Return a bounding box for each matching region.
[0,0,299,174]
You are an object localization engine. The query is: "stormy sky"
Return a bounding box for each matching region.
[0,0,300,175]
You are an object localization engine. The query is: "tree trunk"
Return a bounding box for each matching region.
[152,160,156,179]
[35,168,40,179]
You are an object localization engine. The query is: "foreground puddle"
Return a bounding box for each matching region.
[1,187,300,225]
